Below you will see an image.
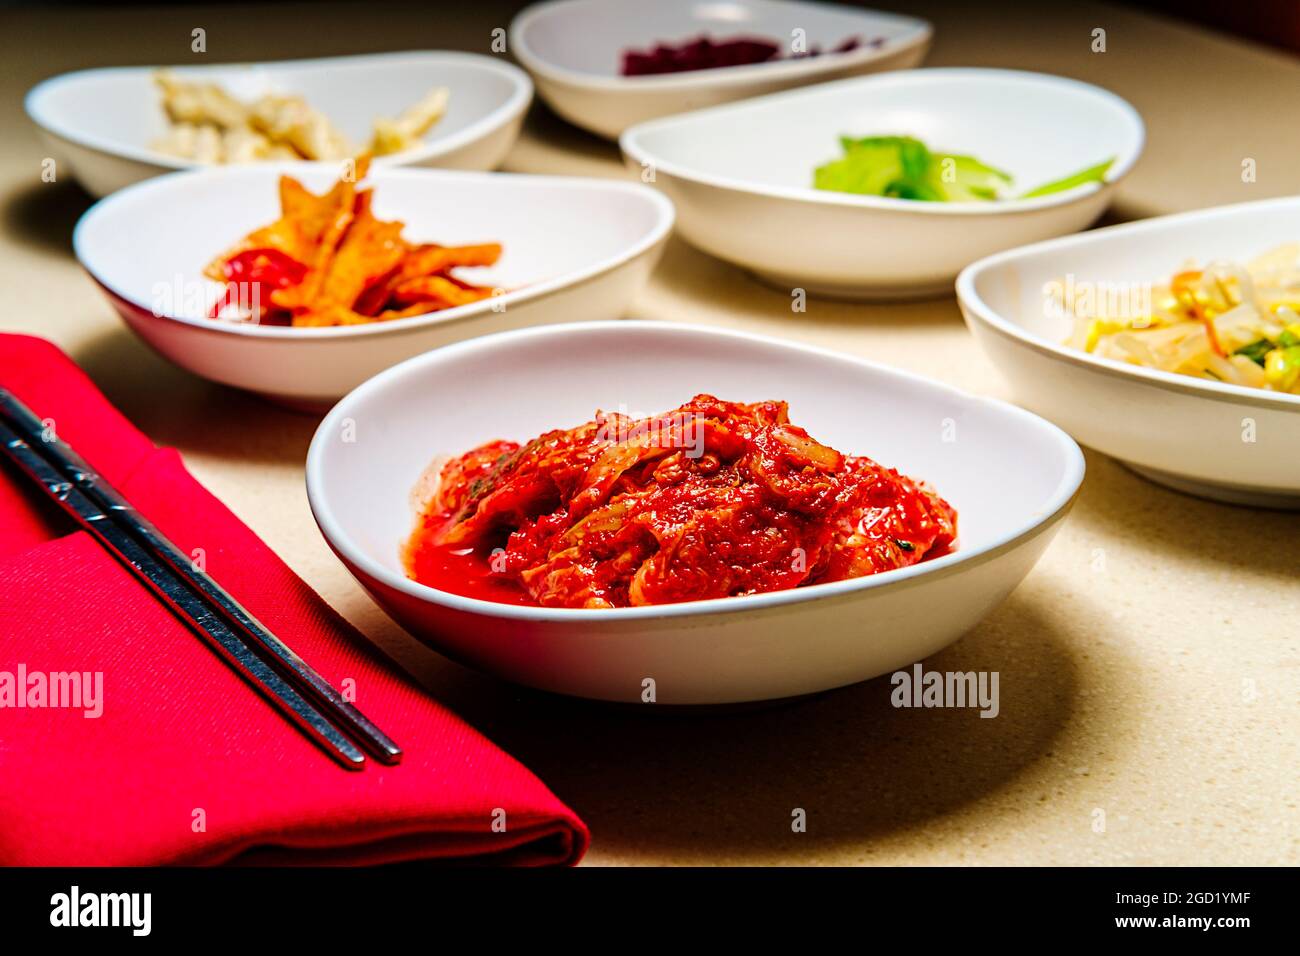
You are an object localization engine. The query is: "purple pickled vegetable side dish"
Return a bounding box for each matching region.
[620,34,877,76]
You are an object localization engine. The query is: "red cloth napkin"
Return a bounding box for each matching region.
[0,334,588,866]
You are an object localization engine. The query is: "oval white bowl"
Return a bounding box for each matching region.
[510,0,931,139]
[73,163,674,406]
[957,197,1300,509]
[621,67,1145,299]
[26,51,534,198]
[306,321,1084,704]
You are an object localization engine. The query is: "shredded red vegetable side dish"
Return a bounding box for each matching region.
[620,35,870,76]
[404,395,957,609]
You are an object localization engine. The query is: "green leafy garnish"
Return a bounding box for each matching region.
[812,135,1112,203]
[935,153,1014,201]
[1234,339,1274,367]
[815,137,913,198]
[814,135,1012,202]
[1019,157,1115,198]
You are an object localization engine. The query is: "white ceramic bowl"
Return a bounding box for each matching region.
[510,0,931,139]
[621,68,1144,299]
[958,197,1300,509]
[306,321,1084,704]
[73,163,674,407]
[26,51,533,197]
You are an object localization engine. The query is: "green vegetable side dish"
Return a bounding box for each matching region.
[813,135,1114,202]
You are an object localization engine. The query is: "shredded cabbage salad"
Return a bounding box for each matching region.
[1059,243,1300,394]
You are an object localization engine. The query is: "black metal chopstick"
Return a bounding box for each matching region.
[0,389,401,769]
[0,420,365,769]
[0,389,400,766]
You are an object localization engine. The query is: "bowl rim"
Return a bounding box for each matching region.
[508,0,933,92]
[72,163,676,341]
[619,66,1145,216]
[305,319,1086,622]
[24,50,534,174]
[956,195,1300,413]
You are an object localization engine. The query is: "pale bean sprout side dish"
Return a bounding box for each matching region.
[1058,243,1300,394]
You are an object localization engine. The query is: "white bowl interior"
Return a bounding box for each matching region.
[971,196,1300,346]
[313,323,1079,593]
[628,68,1142,197]
[517,0,923,78]
[75,164,668,323]
[30,52,523,162]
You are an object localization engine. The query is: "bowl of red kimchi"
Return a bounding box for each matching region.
[306,321,1084,704]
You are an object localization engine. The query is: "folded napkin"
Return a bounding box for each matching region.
[0,334,588,865]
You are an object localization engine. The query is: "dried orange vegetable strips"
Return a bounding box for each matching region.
[205,162,504,328]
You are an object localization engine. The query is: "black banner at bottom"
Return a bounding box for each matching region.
[0,865,1284,942]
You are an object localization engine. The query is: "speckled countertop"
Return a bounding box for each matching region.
[1,0,1295,865]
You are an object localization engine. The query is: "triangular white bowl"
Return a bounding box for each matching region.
[621,68,1144,299]
[958,197,1300,508]
[26,51,533,197]
[510,0,931,139]
[307,320,1084,704]
[74,163,674,406]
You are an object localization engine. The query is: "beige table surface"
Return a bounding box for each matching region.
[1,0,1296,866]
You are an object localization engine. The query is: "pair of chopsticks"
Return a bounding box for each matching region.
[0,388,400,770]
